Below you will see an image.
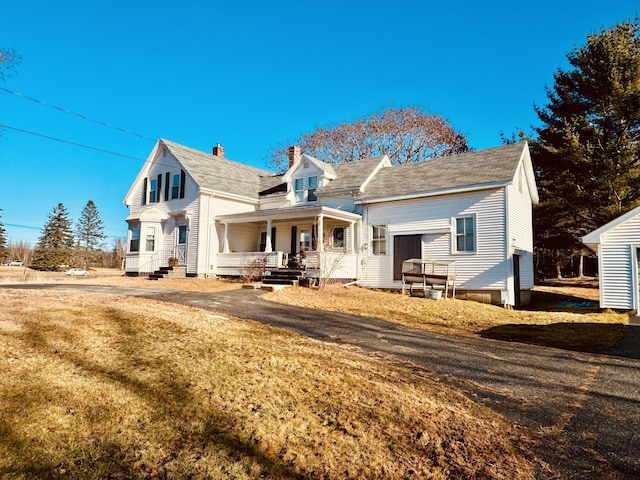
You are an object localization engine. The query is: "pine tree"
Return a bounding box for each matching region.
[32,203,75,271]
[0,209,7,263]
[75,200,106,268]
[532,19,640,277]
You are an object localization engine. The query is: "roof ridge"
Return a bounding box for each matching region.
[160,138,275,177]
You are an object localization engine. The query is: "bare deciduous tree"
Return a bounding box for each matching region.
[270,107,468,171]
[0,48,20,80]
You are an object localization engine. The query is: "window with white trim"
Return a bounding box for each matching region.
[171,174,180,199]
[294,178,305,203]
[129,225,140,252]
[331,227,345,249]
[149,179,158,203]
[293,176,319,203]
[371,225,387,255]
[146,227,156,252]
[455,216,475,253]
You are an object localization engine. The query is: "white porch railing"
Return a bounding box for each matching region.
[216,252,288,276]
[214,251,357,279]
[126,249,174,276]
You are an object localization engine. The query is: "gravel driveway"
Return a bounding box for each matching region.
[5,284,639,479]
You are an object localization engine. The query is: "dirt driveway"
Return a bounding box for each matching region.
[5,284,640,479]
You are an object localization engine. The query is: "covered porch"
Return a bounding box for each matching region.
[214,205,362,280]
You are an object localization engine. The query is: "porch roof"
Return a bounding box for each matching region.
[216,205,361,224]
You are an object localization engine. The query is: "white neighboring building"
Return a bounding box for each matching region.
[123,140,538,306]
[582,206,640,310]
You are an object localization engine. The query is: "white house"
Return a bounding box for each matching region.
[582,206,640,310]
[123,140,538,306]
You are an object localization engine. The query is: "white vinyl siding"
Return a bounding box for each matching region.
[361,189,507,290]
[595,213,640,310]
[507,177,535,289]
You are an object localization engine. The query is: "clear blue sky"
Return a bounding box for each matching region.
[0,0,637,247]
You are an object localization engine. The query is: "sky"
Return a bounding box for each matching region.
[0,0,637,247]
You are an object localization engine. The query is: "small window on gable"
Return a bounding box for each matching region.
[371,225,387,255]
[149,179,158,203]
[455,216,476,253]
[171,174,180,199]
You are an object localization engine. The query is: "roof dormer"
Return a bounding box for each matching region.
[281,150,337,205]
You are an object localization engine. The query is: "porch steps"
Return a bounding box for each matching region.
[149,266,187,280]
[262,268,304,286]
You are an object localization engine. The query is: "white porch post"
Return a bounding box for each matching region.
[349,221,355,253]
[223,222,229,253]
[265,219,273,252]
[317,215,324,252]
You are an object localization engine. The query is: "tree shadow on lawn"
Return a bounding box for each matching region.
[480,323,640,359]
[521,289,601,313]
[483,289,640,359]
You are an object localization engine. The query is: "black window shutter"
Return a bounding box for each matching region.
[142,178,147,205]
[156,174,162,203]
[180,169,186,198]
[164,172,170,200]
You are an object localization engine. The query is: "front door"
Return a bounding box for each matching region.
[176,225,187,264]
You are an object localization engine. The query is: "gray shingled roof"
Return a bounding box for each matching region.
[161,139,275,198]
[357,142,526,201]
[316,156,386,194]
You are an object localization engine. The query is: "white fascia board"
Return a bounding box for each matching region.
[122,141,162,205]
[582,204,640,248]
[354,182,509,205]
[520,142,539,204]
[282,154,337,183]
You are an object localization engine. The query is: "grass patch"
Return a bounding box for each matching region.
[263,285,628,352]
[0,288,543,479]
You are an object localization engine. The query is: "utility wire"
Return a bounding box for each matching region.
[1,123,268,186]
[0,86,156,142]
[0,124,147,160]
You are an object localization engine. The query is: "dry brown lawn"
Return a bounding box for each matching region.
[263,285,628,352]
[0,288,548,479]
[0,266,241,293]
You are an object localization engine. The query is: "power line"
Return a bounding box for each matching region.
[0,86,157,142]
[0,124,147,160]
[1,123,268,186]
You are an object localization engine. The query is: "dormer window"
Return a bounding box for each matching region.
[308,176,318,201]
[294,178,305,203]
[294,176,319,203]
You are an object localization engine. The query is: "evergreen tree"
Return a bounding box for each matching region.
[75,200,106,268]
[532,19,640,277]
[32,203,75,271]
[0,209,7,263]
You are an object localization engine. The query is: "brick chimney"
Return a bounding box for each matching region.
[288,145,301,168]
[212,143,224,157]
